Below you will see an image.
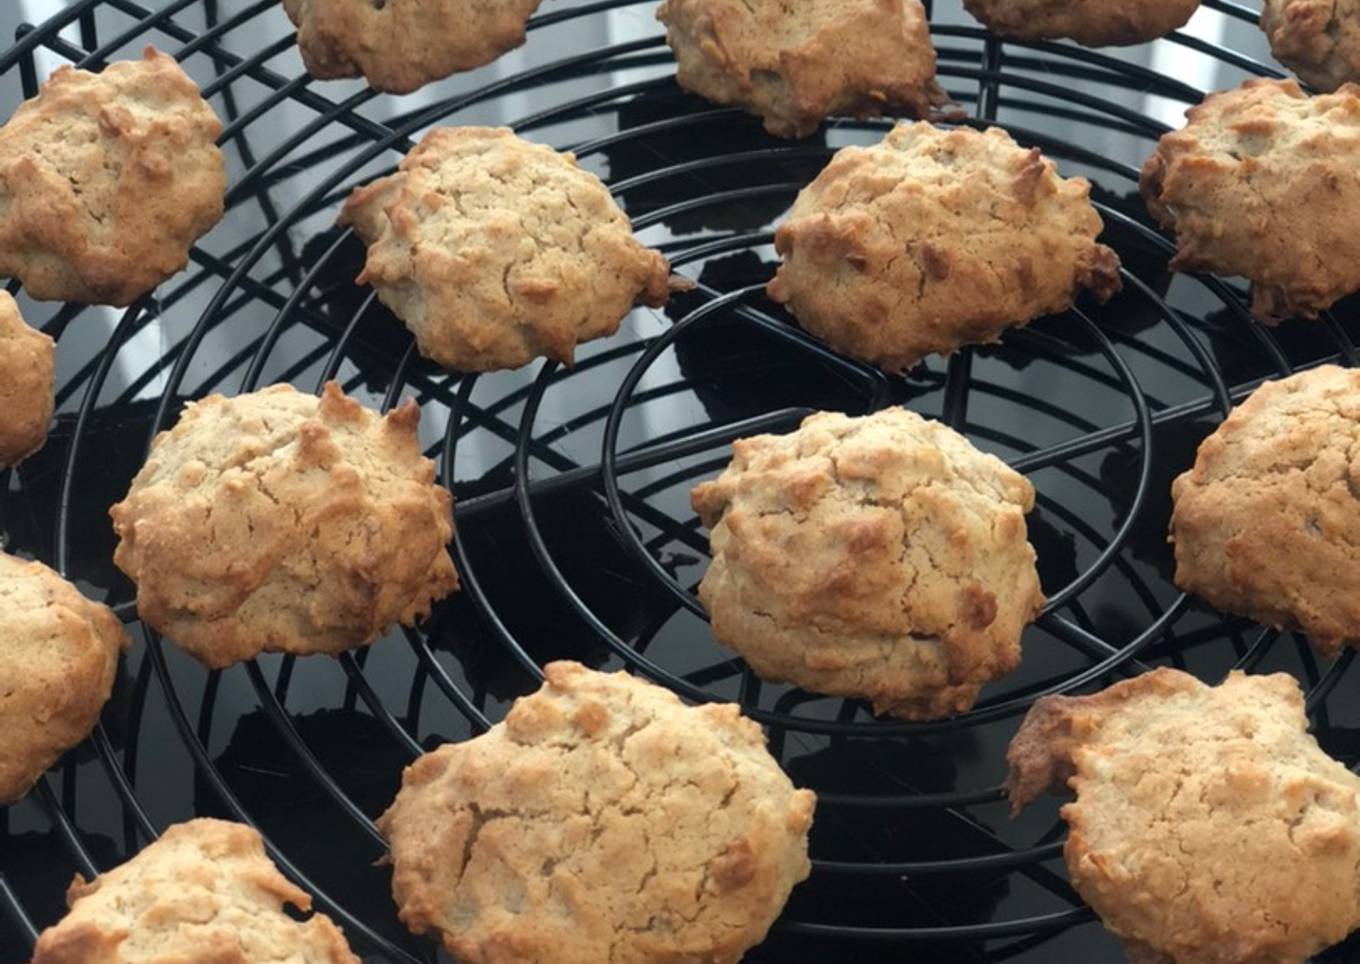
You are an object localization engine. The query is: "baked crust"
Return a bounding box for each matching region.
[0,291,55,468]
[692,407,1044,720]
[282,0,543,94]
[1170,365,1360,656]
[0,552,128,804]
[0,47,224,306]
[768,122,1120,374]
[1261,0,1360,92]
[109,381,458,668]
[378,661,815,964]
[340,127,671,373]
[1140,78,1360,322]
[964,0,1201,46]
[656,0,948,139]
[30,818,359,963]
[1006,668,1360,964]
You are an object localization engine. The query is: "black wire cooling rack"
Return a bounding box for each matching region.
[4,1,1360,961]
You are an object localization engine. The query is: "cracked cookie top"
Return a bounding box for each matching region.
[656,0,947,139]
[1006,668,1360,964]
[1170,365,1360,656]
[0,47,225,306]
[1141,78,1360,322]
[767,122,1120,373]
[1262,0,1360,92]
[377,661,815,964]
[31,818,359,963]
[339,126,672,373]
[109,381,457,668]
[963,0,1201,46]
[691,407,1044,720]
[0,551,128,804]
[0,291,55,469]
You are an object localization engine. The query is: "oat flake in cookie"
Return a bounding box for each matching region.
[1007,668,1360,964]
[768,122,1120,374]
[109,381,458,669]
[692,408,1045,720]
[0,291,55,469]
[656,0,948,139]
[340,127,672,373]
[1141,78,1360,322]
[0,47,224,307]
[378,661,815,964]
[1261,0,1360,92]
[963,0,1201,47]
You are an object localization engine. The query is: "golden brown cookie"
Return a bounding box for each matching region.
[30,818,359,963]
[1170,365,1360,656]
[1141,78,1360,322]
[0,47,224,306]
[0,551,127,804]
[1261,0,1360,91]
[767,122,1120,374]
[1006,668,1360,964]
[282,0,543,94]
[0,291,55,468]
[692,408,1045,720]
[378,661,815,964]
[340,127,671,373]
[656,0,948,139]
[964,0,1201,46]
[109,381,457,669]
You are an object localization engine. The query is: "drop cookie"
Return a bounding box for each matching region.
[0,552,128,804]
[767,122,1120,373]
[656,0,947,139]
[378,661,815,964]
[0,47,224,306]
[1261,0,1360,92]
[30,818,359,963]
[1170,365,1360,656]
[964,0,1201,46]
[0,291,55,468]
[1141,78,1360,322]
[283,0,543,94]
[340,127,671,372]
[1007,668,1360,964]
[109,381,457,669]
[692,407,1045,720]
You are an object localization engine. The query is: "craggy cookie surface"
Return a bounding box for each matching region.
[31,818,359,963]
[341,127,670,372]
[1141,78,1360,322]
[0,47,224,306]
[768,122,1120,373]
[657,0,946,138]
[964,0,1200,46]
[1262,0,1360,91]
[1007,669,1360,964]
[0,291,55,468]
[378,661,815,964]
[110,381,457,668]
[0,552,128,804]
[283,0,543,94]
[1171,365,1360,656]
[693,408,1044,720]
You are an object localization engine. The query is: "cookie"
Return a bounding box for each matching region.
[0,47,224,307]
[1006,668,1360,964]
[1261,0,1360,92]
[963,0,1201,46]
[283,0,543,94]
[1170,365,1360,656]
[1141,78,1360,322]
[767,122,1120,374]
[0,552,127,804]
[109,381,457,669]
[30,818,359,963]
[339,127,671,372]
[377,661,815,964]
[692,407,1045,720]
[656,0,948,139]
[0,291,55,468]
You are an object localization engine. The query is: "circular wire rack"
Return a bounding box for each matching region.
[3,1,1359,961]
